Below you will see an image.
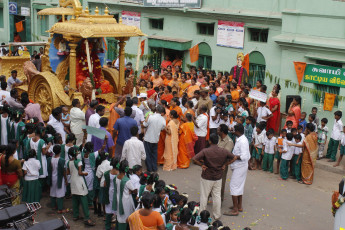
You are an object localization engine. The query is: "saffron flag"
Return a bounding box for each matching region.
[140,40,145,58]
[15,21,24,33]
[324,92,336,111]
[293,61,307,85]
[242,53,250,74]
[189,44,199,63]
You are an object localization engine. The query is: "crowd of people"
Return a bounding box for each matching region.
[0,51,340,229]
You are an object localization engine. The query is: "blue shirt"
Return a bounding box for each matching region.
[299,119,307,132]
[113,116,137,146]
[210,94,217,106]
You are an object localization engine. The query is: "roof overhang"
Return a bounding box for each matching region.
[148,35,192,51]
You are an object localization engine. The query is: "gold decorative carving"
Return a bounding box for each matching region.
[23,61,40,84]
[55,55,70,85]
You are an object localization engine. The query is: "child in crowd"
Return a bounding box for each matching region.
[244,116,253,143]
[326,111,343,162]
[194,210,211,230]
[299,112,307,132]
[48,145,68,214]
[256,101,272,123]
[286,120,293,133]
[61,106,71,134]
[308,114,317,132]
[297,125,305,141]
[252,123,265,170]
[164,207,179,230]
[22,149,41,203]
[292,134,303,182]
[280,133,294,180]
[96,151,112,217]
[334,126,345,167]
[276,129,287,174]
[262,129,276,173]
[130,165,142,191]
[312,107,319,126]
[317,118,328,160]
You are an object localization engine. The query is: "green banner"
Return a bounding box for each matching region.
[304,64,345,87]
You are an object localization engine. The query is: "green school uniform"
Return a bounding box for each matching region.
[279,159,289,180]
[15,121,25,159]
[262,152,274,172]
[252,147,262,160]
[0,115,10,144]
[25,138,45,176]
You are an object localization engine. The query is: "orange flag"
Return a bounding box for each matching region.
[293,62,307,85]
[15,21,24,33]
[242,53,250,74]
[189,44,199,63]
[324,92,336,111]
[140,40,145,57]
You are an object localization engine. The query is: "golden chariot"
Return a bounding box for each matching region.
[0,0,145,121]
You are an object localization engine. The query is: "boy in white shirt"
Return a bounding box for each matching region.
[285,121,293,133]
[291,134,303,182]
[252,123,265,170]
[262,129,276,173]
[297,125,305,141]
[317,118,328,160]
[280,133,294,180]
[334,126,345,167]
[326,111,343,162]
[256,101,273,123]
[276,129,287,173]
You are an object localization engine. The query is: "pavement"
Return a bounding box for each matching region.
[33,161,341,230]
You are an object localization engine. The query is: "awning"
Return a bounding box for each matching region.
[148,35,192,51]
[305,54,345,64]
[144,16,164,19]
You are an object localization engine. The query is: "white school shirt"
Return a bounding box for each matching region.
[1,116,8,145]
[219,118,230,127]
[23,158,41,181]
[282,140,294,160]
[130,174,141,191]
[231,134,250,169]
[132,105,145,134]
[331,119,343,141]
[209,106,221,129]
[47,117,66,144]
[88,113,101,141]
[30,138,48,178]
[294,140,303,155]
[286,128,291,133]
[0,90,10,104]
[340,133,345,146]
[257,106,272,123]
[299,133,305,142]
[121,137,146,168]
[264,137,276,154]
[194,114,208,137]
[253,131,265,148]
[96,160,112,187]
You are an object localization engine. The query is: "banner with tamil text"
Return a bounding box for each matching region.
[304,64,345,88]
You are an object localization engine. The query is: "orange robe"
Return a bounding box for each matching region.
[163,79,172,86]
[161,94,173,103]
[163,120,179,171]
[139,72,151,81]
[107,104,122,157]
[157,109,170,165]
[178,122,197,169]
[170,105,184,121]
[187,85,200,98]
[184,109,195,118]
[231,90,240,111]
[179,82,190,96]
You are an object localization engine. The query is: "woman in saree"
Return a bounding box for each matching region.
[285,96,301,129]
[1,144,22,205]
[160,86,173,103]
[157,100,170,165]
[301,123,318,185]
[187,78,200,99]
[267,89,281,133]
[179,75,190,97]
[178,114,198,169]
[127,192,165,230]
[230,82,240,113]
[163,110,180,171]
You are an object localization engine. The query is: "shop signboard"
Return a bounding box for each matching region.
[143,0,201,8]
[121,11,141,29]
[217,21,245,49]
[304,64,345,88]
[21,7,30,16]
[9,2,17,15]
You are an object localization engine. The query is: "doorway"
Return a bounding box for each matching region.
[249,51,266,86]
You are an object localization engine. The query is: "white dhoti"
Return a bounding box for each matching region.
[230,165,248,196]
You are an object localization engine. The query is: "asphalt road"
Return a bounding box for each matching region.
[34,163,340,230]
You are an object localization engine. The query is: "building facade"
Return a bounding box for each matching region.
[7,0,345,127]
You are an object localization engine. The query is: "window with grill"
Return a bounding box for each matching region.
[150,19,164,30]
[248,28,268,43]
[197,23,214,36]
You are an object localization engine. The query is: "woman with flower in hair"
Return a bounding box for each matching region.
[113,160,136,230]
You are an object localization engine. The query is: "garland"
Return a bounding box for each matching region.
[332,196,345,216]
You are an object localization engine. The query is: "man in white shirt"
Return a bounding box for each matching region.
[209,100,225,136]
[326,110,343,162]
[70,99,86,146]
[48,107,66,144]
[224,124,250,217]
[132,97,145,139]
[143,105,166,172]
[193,105,208,154]
[121,126,146,168]
[0,82,10,104]
[256,101,272,123]
[88,105,105,141]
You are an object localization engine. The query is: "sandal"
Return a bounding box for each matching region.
[223,211,239,216]
[84,219,96,226]
[229,206,243,212]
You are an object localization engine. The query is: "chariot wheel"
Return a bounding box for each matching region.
[28,72,70,121]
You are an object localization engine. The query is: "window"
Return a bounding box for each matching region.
[248,28,268,42]
[0,8,3,28]
[198,55,212,69]
[197,23,214,36]
[314,84,339,107]
[150,19,163,30]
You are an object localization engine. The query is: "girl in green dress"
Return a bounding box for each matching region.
[22,149,42,203]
